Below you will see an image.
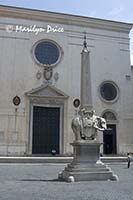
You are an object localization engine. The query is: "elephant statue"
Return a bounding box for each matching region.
[71,109,107,141]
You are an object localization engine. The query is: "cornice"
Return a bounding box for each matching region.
[0,5,132,33]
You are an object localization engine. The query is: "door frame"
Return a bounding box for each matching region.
[103,124,117,154]
[29,103,63,155]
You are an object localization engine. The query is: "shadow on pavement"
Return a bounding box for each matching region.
[20,178,63,182]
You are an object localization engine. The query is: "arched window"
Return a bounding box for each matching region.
[102,111,117,121]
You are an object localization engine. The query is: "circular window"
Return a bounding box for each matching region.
[34,41,60,66]
[100,82,119,102]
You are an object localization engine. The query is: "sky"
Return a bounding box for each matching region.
[0,0,133,64]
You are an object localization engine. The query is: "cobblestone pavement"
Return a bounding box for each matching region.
[0,163,132,200]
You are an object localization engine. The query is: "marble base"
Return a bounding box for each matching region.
[58,141,118,182]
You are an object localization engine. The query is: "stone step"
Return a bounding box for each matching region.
[0,156,128,163]
[62,170,115,181]
[0,156,72,163]
[101,157,127,163]
[65,167,110,172]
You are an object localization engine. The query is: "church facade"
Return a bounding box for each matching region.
[0,5,132,155]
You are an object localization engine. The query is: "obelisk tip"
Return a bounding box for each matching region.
[82,32,89,52]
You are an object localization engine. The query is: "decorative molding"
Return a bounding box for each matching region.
[54,72,59,81]
[36,71,42,80]
[101,109,119,123]
[67,30,130,41]
[25,84,69,99]
[68,42,95,48]
[120,49,130,52]
[43,65,53,81]
[0,35,29,40]
[68,35,95,41]
[123,114,133,120]
[119,42,130,45]
[0,5,132,33]
[30,97,65,105]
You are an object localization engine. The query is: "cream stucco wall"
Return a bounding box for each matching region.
[0,5,132,155]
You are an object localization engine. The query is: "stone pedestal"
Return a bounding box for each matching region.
[58,141,118,182]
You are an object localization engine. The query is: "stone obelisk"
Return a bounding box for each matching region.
[58,33,118,182]
[80,33,92,111]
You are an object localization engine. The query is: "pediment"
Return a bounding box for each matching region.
[25,84,69,99]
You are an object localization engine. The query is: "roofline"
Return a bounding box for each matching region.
[0,5,132,33]
[0,4,132,25]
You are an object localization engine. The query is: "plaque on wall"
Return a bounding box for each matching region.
[73,98,80,108]
[13,96,21,106]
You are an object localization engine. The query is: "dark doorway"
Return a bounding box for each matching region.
[103,124,117,154]
[32,106,60,154]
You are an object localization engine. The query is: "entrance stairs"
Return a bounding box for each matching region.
[0,156,128,164]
